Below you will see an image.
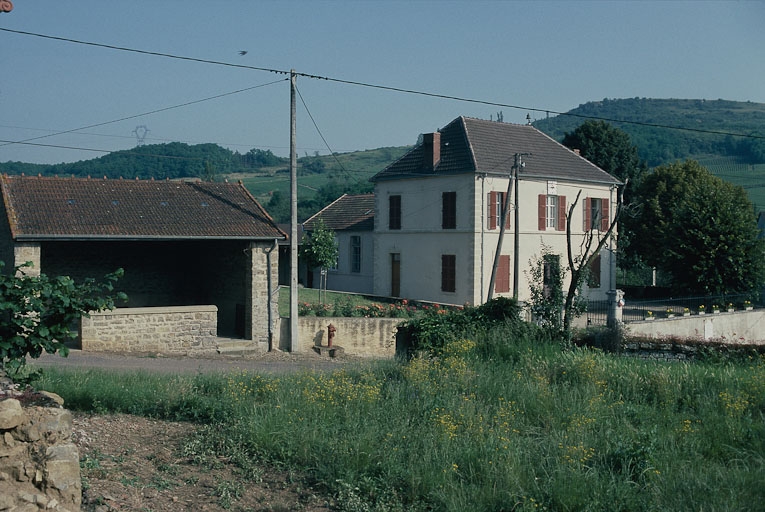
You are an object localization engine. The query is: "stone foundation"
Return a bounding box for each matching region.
[0,374,81,511]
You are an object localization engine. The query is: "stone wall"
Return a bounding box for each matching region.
[625,310,765,345]
[621,338,765,361]
[80,305,218,355]
[277,316,399,357]
[0,374,81,512]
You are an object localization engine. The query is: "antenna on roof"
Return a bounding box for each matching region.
[132,125,150,146]
[526,113,532,125]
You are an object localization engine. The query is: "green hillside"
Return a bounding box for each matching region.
[697,156,765,212]
[534,98,765,167]
[534,98,765,212]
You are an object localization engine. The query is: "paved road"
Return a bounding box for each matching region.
[29,348,367,375]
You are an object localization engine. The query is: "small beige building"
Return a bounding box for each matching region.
[303,193,375,294]
[370,116,622,306]
[0,175,285,349]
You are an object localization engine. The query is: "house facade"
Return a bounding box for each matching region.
[370,116,622,306]
[0,175,285,349]
[303,193,375,294]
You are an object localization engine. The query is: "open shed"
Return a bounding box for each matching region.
[0,175,285,351]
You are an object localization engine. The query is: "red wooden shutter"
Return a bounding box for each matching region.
[496,255,510,293]
[557,195,566,231]
[600,198,610,231]
[538,194,546,230]
[584,197,592,231]
[488,192,497,229]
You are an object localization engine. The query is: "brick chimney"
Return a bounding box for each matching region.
[422,132,441,171]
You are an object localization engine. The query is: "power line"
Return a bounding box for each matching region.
[0,27,289,75]
[294,83,359,185]
[3,26,764,144]
[0,78,287,149]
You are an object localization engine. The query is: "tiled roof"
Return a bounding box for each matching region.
[303,194,375,232]
[371,116,621,185]
[0,175,286,240]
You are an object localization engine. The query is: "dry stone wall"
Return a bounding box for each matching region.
[0,372,81,512]
[80,305,218,355]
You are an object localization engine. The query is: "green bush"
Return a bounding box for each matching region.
[397,297,541,356]
[0,262,126,372]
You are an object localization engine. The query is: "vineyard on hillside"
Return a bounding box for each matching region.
[698,156,765,212]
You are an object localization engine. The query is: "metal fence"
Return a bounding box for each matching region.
[584,293,755,326]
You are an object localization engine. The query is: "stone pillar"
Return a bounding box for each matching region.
[246,241,279,350]
[607,289,625,328]
[14,242,41,277]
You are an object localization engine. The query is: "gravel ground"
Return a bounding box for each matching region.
[29,347,368,375]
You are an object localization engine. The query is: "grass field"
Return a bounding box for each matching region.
[32,322,765,511]
[236,146,408,205]
[277,286,383,317]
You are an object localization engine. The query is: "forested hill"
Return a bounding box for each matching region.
[533,98,765,167]
[0,142,408,182]
[0,142,238,180]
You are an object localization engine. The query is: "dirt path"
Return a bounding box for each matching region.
[30,347,366,375]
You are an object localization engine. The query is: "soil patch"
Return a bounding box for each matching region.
[74,412,335,511]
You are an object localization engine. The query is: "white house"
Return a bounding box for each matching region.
[369,116,622,306]
[303,193,375,294]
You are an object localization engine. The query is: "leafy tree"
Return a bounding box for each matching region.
[526,245,566,337]
[0,262,127,372]
[631,160,765,295]
[562,120,647,193]
[300,219,338,301]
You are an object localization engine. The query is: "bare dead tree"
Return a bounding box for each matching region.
[563,183,626,337]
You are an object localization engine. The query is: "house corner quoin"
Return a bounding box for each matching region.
[246,240,279,348]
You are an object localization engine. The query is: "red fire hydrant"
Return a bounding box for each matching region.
[327,323,337,348]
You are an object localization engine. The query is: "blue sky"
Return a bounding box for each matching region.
[1,0,763,165]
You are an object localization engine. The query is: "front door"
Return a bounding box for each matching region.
[391,253,400,297]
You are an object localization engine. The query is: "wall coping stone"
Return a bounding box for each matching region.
[88,305,218,316]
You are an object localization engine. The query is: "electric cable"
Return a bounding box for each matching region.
[2,27,763,142]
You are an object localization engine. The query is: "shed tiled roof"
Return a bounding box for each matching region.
[303,194,375,232]
[371,116,621,185]
[0,175,286,240]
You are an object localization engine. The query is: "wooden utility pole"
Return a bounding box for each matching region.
[513,155,522,299]
[487,153,528,302]
[289,70,298,352]
[486,166,514,302]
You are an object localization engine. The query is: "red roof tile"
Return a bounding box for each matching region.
[1,175,286,240]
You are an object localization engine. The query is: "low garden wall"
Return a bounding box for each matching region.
[625,309,765,345]
[277,317,399,357]
[80,305,218,355]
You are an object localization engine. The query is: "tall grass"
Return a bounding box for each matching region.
[33,330,764,511]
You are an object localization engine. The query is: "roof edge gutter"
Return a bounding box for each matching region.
[13,235,288,242]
